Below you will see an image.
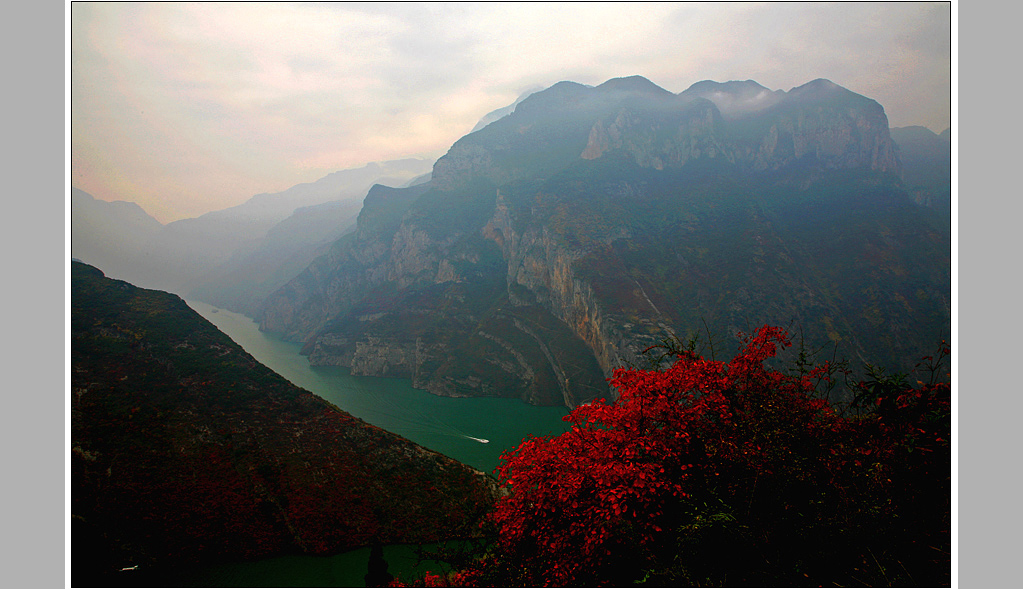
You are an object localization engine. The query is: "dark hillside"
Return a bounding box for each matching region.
[71,262,497,586]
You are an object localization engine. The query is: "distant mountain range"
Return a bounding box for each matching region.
[71,261,496,584]
[71,158,435,304]
[71,187,165,284]
[258,76,950,407]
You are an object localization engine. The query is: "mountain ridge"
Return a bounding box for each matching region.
[71,187,165,285]
[71,158,435,299]
[259,76,949,408]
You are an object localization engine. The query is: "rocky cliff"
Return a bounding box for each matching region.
[260,76,950,407]
[71,262,497,585]
[681,78,899,173]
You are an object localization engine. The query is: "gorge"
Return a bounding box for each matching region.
[70,73,952,587]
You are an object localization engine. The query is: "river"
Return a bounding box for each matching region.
[162,301,575,586]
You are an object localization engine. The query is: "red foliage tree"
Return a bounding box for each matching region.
[452,325,951,587]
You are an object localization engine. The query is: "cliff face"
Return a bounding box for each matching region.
[260,183,431,341]
[580,95,730,170]
[260,76,949,408]
[482,191,654,375]
[71,262,497,584]
[579,78,900,175]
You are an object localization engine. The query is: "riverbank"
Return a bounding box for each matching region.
[186,300,572,474]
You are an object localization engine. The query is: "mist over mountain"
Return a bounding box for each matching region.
[203,158,437,225]
[257,76,950,408]
[679,79,785,119]
[71,188,165,286]
[186,199,361,318]
[71,158,435,298]
[469,86,545,134]
[890,125,952,213]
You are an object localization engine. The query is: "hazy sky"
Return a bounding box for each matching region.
[70,2,953,223]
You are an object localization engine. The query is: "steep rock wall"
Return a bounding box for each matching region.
[483,192,656,382]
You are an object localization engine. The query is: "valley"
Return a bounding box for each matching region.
[71,71,951,586]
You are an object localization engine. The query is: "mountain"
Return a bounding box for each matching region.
[71,261,497,585]
[679,79,784,119]
[258,76,949,409]
[186,198,362,318]
[70,187,165,286]
[144,158,436,296]
[71,158,436,298]
[469,85,544,133]
[890,125,952,213]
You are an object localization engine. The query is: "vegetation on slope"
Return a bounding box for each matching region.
[71,261,497,585]
[394,326,951,587]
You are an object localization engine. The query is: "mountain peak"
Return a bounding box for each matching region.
[683,79,771,96]
[471,86,544,134]
[594,75,673,96]
[800,77,840,89]
[512,80,591,115]
[680,79,782,119]
[787,78,869,104]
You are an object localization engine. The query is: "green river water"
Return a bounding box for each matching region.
[154,301,576,587]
